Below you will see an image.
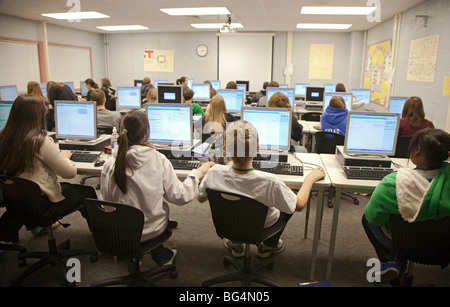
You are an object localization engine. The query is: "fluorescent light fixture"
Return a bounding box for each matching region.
[41,11,110,19]
[96,25,149,31]
[161,7,230,16]
[191,23,243,29]
[301,6,377,15]
[296,23,352,30]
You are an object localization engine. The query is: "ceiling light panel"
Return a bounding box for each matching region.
[296,23,352,30]
[96,25,149,31]
[191,23,243,29]
[160,7,230,16]
[41,11,110,19]
[301,6,377,15]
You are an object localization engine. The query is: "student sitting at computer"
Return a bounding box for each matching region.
[225,81,237,89]
[100,78,116,111]
[203,81,217,98]
[176,76,190,93]
[398,96,434,137]
[257,81,279,107]
[46,81,78,131]
[141,88,158,106]
[197,120,325,257]
[89,89,122,132]
[27,81,49,109]
[362,128,450,284]
[267,92,307,153]
[85,78,102,102]
[100,109,214,266]
[252,81,269,104]
[183,88,204,116]
[0,95,97,236]
[321,95,348,136]
[140,77,154,102]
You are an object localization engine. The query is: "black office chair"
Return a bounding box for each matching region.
[314,131,359,208]
[202,189,287,287]
[302,112,322,122]
[0,175,98,287]
[392,136,412,158]
[85,198,178,287]
[389,214,450,287]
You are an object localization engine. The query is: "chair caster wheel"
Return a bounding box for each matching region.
[90,254,98,263]
[327,202,334,208]
[353,199,360,205]
[170,269,178,279]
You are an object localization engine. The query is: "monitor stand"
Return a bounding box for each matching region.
[335,146,392,168]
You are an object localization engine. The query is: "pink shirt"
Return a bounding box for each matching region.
[399,117,434,137]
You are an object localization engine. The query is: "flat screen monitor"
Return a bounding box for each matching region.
[64,81,75,94]
[344,112,400,156]
[154,80,167,88]
[388,97,408,114]
[323,92,352,111]
[305,87,325,102]
[217,89,244,112]
[279,84,288,88]
[146,103,193,148]
[295,83,309,96]
[134,79,143,87]
[187,79,194,89]
[209,80,220,91]
[0,85,18,101]
[0,101,13,132]
[352,89,371,105]
[266,87,295,106]
[192,83,210,101]
[236,80,249,92]
[241,107,292,151]
[80,81,89,96]
[236,84,246,92]
[324,84,337,93]
[54,100,97,141]
[40,83,48,98]
[116,87,141,111]
[157,84,183,103]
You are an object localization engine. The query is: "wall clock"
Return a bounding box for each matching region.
[196,44,208,57]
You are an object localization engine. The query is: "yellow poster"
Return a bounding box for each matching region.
[308,44,334,80]
[143,49,174,72]
[443,76,450,96]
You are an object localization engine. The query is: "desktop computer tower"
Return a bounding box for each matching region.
[58,136,111,152]
[335,146,392,168]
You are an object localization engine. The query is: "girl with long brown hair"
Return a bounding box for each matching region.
[399,96,434,137]
[27,81,49,109]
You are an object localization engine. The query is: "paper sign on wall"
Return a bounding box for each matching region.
[144,49,174,72]
[443,76,450,96]
[308,44,334,80]
[407,34,440,82]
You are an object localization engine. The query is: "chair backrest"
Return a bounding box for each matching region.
[0,175,42,228]
[85,198,144,259]
[390,214,450,269]
[302,112,321,122]
[393,136,412,158]
[314,131,345,154]
[205,189,268,244]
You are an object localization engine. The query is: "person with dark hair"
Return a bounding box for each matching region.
[100,78,116,111]
[89,89,122,130]
[335,83,346,92]
[176,76,189,93]
[225,81,237,89]
[183,88,204,116]
[140,77,154,102]
[257,81,279,107]
[100,110,214,266]
[252,81,269,103]
[84,78,100,102]
[362,128,450,284]
[46,81,78,131]
[399,96,434,137]
[0,95,97,236]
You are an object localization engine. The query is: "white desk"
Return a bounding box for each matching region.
[298,120,321,151]
[317,154,414,281]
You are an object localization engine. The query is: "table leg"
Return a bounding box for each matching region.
[326,187,342,280]
[309,186,325,281]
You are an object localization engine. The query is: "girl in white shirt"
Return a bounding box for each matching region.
[100,110,214,266]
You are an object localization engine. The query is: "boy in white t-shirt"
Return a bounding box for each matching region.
[198,120,325,258]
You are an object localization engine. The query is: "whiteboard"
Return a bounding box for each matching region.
[218,33,274,92]
[48,44,91,89]
[0,40,40,92]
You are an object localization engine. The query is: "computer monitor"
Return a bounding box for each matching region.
[80,81,89,96]
[134,79,143,87]
[324,84,337,93]
[217,89,244,112]
[344,112,400,156]
[157,84,183,103]
[266,87,295,106]
[146,103,193,148]
[236,84,246,93]
[64,81,75,94]
[0,85,18,101]
[323,92,352,111]
[295,83,310,96]
[279,84,288,88]
[241,107,292,151]
[116,87,141,111]
[0,101,13,132]
[54,100,97,141]
[187,79,194,89]
[352,89,371,105]
[209,80,221,91]
[305,87,325,102]
[236,80,249,92]
[153,80,166,88]
[388,97,408,114]
[40,83,48,98]
[192,83,210,101]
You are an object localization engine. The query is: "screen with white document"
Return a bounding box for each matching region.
[54,100,97,141]
[217,89,244,112]
[323,92,352,111]
[266,87,295,106]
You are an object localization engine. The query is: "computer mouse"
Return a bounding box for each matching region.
[94,160,105,167]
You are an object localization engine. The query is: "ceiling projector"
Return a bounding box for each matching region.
[220,24,236,33]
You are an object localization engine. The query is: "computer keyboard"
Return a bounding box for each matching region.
[252,161,303,176]
[343,166,393,180]
[69,151,101,163]
[170,159,202,170]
